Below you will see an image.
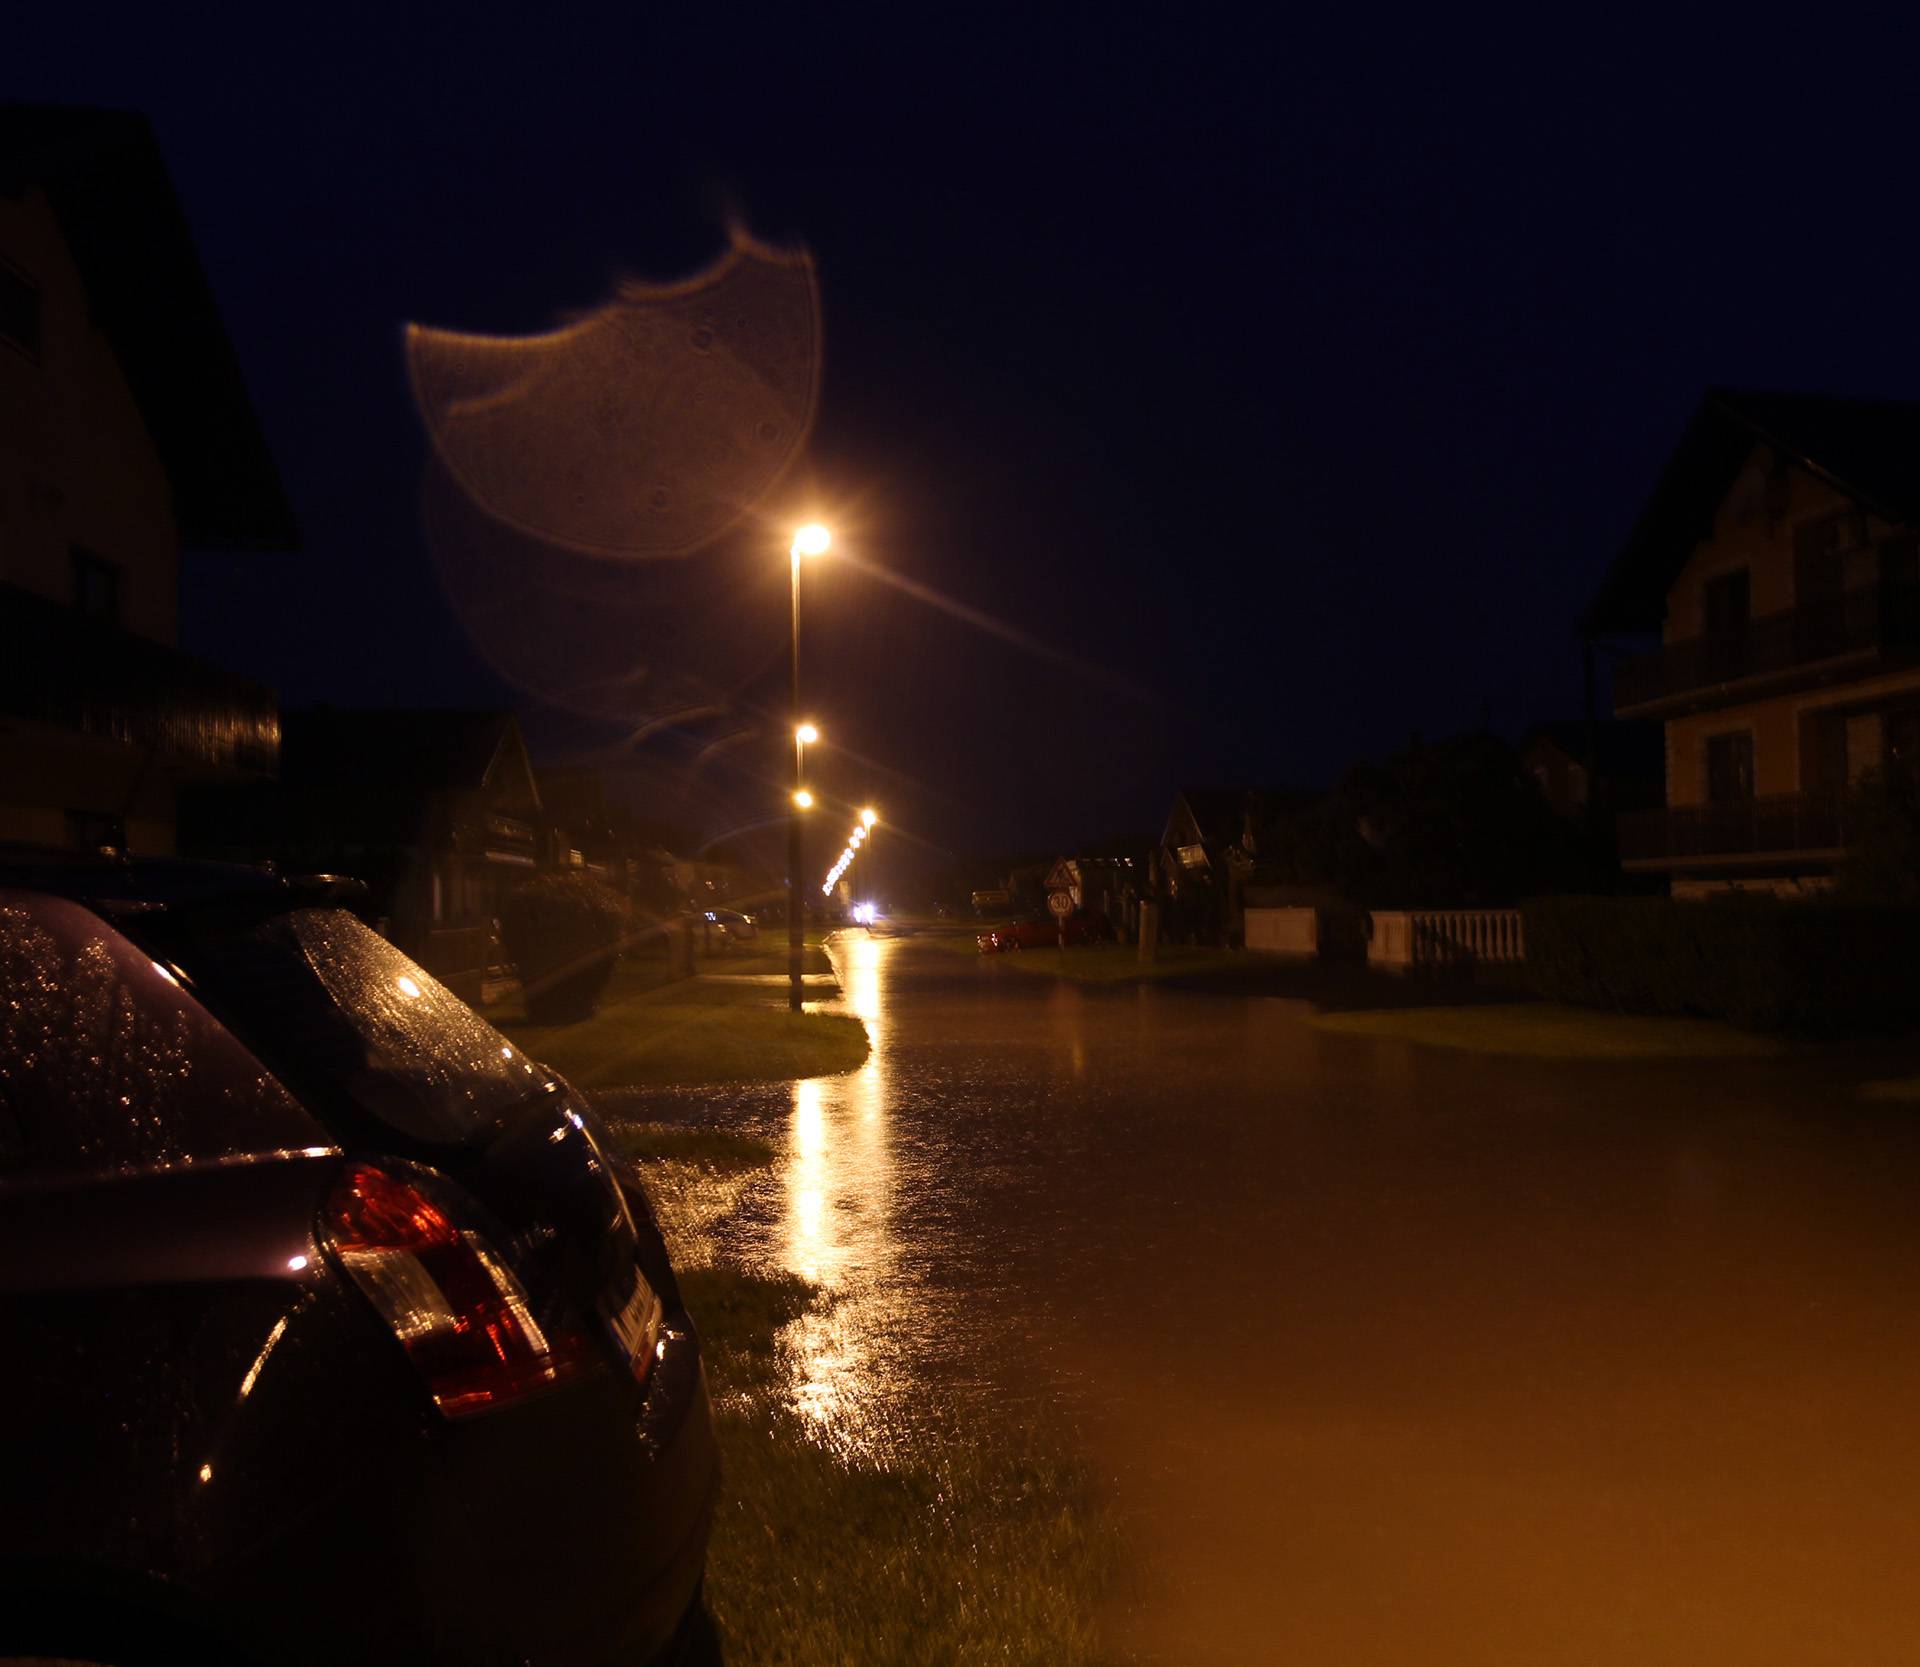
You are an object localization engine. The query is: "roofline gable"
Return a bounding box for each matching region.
[1584,388,1920,636]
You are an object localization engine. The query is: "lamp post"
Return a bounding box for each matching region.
[788,525,830,1012]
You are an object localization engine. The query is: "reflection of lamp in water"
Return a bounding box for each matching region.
[788,527,831,1014]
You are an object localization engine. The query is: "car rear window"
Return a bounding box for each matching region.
[0,894,325,1175]
[152,907,547,1146]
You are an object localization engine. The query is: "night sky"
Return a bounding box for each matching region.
[13,13,1920,868]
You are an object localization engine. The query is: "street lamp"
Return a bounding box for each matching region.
[859,808,879,902]
[788,526,830,1012]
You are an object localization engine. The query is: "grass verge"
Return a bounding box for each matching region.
[998,943,1271,984]
[498,960,868,1088]
[1860,1074,1920,1102]
[645,1167,1125,1665]
[695,943,834,976]
[1309,1002,1785,1060]
[611,1124,780,1170]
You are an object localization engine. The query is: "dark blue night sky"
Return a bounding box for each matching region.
[11,10,1920,862]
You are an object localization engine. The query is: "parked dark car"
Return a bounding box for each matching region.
[0,854,716,1667]
[976,910,1108,953]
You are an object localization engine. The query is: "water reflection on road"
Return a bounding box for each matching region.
[648,931,1920,1665]
[775,933,903,1452]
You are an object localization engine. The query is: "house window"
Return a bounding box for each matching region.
[70,548,120,624]
[0,260,40,361]
[1703,570,1750,635]
[1706,732,1755,804]
[1795,507,1868,563]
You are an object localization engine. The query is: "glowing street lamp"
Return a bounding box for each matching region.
[860,808,878,828]
[787,526,831,1011]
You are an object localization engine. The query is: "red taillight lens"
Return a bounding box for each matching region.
[323,1162,593,1419]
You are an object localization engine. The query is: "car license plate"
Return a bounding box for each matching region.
[604,1267,663,1380]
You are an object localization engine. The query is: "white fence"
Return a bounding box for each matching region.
[1244,906,1319,956]
[1366,910,1525,974]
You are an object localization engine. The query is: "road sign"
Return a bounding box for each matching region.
[1047,890,1073,919]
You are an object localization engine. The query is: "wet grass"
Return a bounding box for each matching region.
[999,943,1265,984]
[499,961,868,1089]
[696,943,835,976]
[1309,1002,1785,1060]
[643,1150,1129,1666]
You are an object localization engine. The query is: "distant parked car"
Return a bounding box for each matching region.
[0,854,716,1667]
[702,906,757,942]
[976,911,1109,953]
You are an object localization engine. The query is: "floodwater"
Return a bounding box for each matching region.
[624,932,1920,1665]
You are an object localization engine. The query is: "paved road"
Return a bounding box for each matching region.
[634,932,1920,1665]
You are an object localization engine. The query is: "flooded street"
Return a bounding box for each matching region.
[623,933,1920,1665]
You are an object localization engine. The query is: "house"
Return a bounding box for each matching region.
[1158,788,1262,943]
[1043,850,1147,940]
[1520,720,1664,822]
[0,106,293,852]
[236,709,546,1001]
[1585,389,1920,896]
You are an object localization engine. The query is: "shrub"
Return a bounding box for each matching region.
[1523,895,1920,1035]
[1836,770,1920,904]
[500,871,630,1022]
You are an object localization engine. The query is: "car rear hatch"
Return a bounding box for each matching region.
[126,900,672,1395]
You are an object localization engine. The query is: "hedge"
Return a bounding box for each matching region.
[1522,896,1920,1035]
[500,871,631,1023]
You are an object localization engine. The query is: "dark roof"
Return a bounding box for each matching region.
[0,104,296,550]
[1585,388,1920,634]
[281,709,526,798]
[1522,719,1664,782]
[1170,787,1257,847]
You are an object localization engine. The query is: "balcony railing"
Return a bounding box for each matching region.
[0,583,278,774]
[1617,791,1849,865]
[1615,584,1920,712]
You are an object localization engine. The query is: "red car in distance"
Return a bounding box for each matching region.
[976,911,1108,953]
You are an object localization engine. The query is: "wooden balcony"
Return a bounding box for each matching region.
[1617,791,1849,870]
[0,582,278,775]
[1614,584,1920,716]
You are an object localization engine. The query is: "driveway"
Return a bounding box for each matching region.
[617,931,1920,1665]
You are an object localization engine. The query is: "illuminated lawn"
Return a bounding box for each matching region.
[625,1131,1127,1667]
[998,943,1264,983]
[498,961,868,1088]
[1309,1003,1785,1060]
[695,941,834,976]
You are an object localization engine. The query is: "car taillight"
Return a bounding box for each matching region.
[322,1162,594,1419]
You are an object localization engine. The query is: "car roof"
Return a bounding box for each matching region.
[0,846,358,913]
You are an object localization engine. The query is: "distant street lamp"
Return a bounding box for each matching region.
[859,808,878,901]
[788,526,830,1011]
